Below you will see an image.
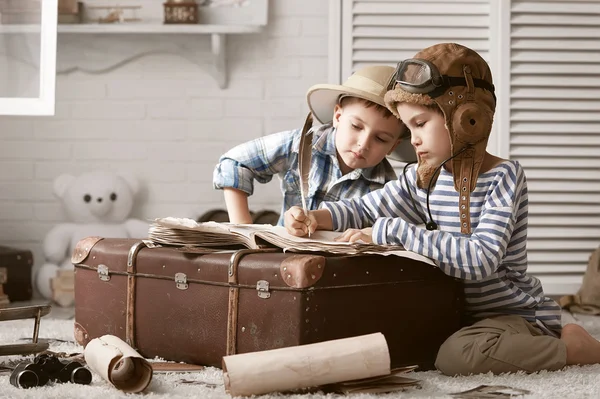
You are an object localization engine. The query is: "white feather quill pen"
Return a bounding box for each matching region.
[298,113,314,236]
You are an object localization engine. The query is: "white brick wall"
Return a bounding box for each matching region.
[0,0,329,283]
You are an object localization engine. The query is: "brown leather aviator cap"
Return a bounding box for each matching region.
[384,43,496,234]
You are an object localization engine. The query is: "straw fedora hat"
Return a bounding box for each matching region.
[306,65,416,163]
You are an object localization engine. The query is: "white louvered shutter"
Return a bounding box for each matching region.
[509,0,600,294]
[339,0,492,78]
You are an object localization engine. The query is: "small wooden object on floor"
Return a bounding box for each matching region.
[0,245,34,302]
[0,268,9,308]
[0,304,51,356]
[51,269,75,307]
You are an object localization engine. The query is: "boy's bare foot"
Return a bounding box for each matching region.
[561,323,600,365]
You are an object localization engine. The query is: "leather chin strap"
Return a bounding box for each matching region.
[453,148,475,235]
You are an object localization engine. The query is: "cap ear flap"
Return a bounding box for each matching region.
[452,102,492,144]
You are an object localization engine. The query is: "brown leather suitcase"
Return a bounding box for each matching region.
[73,237,463,370]
[0,246,34,302]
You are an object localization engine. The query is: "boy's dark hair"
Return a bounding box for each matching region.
[338,96,395,120]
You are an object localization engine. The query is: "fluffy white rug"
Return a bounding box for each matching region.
[1,312,599,399]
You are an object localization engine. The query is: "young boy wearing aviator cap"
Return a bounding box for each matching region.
[284,43,600,375]
[213,66,414,226]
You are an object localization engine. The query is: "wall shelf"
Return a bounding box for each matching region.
[1,22,264,88]
[57,23,262,34]
[61,23,263,88]
[1,0,268,89]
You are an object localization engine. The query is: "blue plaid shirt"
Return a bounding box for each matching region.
[213,123,398,225]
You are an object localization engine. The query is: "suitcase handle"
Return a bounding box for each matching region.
[228,248,280,282]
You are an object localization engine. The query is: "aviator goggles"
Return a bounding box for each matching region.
[387,58,496,102]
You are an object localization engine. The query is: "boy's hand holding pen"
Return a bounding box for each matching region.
[284,206,318,237]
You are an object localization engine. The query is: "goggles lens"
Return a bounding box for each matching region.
[389,59,443,95]
[396,61,434,88]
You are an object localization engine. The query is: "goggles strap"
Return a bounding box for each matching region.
[428,76,496,103]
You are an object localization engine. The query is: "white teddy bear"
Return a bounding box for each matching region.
[37,171,149,303]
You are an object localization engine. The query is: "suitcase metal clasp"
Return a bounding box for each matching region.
[97,265,110,282]
[175,273,188,290]
[256,280,270,299]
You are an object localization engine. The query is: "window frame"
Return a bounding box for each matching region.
[0,0,58,116]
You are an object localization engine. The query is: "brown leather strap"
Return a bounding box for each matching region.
[126,241,147,349]
[225,248,279,356]
[458,148,475,234]
[226,285,239,356]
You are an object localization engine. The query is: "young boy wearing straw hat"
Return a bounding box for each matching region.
[213,66,415,226]
[284,43,600,375]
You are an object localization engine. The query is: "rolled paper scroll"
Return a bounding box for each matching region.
[222,332,390,397]
[83,335,152,393]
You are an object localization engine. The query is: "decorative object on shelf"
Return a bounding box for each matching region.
[58,1,83,24]
[86,4,142,24]
[58,0,78,14]
[163,0,199,24]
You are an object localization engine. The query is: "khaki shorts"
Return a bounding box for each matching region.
[435,315,567,376]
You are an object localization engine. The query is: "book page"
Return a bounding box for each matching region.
[147,218,435,265]
[148,218,258,248]
[254,226,435,265]
[268,226,358,244]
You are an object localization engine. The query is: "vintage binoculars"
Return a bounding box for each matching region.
[9,353,92,388]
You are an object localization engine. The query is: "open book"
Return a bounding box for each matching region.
[148,217,435,264]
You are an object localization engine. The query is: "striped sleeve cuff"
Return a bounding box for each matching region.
[320,202,345,232]
[321,200,373,231]
[372,217,395,245]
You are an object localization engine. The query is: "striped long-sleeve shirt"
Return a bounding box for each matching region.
[321,160,562,336]
[213,123,398,226]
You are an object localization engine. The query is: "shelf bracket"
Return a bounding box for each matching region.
[211,33,227,89]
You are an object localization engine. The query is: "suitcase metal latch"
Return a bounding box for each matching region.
[97,264,110,282]
[175,273,188,290]
[256,280,270,299]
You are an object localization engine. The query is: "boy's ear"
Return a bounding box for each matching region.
[332,104,343,128]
